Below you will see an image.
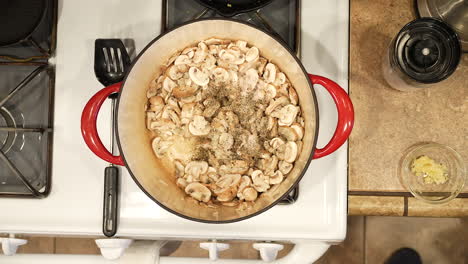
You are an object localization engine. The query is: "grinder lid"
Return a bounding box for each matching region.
[392,18,461,84]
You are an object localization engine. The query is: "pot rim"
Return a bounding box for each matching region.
[115,18,319,224]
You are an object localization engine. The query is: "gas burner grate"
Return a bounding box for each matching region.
[0,65,54,197]
[162,0,300,57]
[0,0,57,198]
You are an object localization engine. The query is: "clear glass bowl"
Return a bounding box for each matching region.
[399,142,466,204]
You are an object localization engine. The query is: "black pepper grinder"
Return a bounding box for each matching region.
[383,18,462,91]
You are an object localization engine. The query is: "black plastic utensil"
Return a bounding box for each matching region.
[94,39,131,237]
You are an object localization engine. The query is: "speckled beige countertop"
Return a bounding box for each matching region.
[348,0,467,217]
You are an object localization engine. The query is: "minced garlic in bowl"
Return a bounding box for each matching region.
[410,155,448,185]
[399,142,466,204]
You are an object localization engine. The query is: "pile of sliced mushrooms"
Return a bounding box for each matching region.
[146,38,304,206]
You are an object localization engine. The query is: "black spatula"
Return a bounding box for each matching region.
[94,39,131,237]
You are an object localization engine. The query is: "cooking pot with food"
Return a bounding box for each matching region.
[81,19,354,223]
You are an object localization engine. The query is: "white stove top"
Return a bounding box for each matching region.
[0,0,349,243]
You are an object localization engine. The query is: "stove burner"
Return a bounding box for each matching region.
[0,0,56,63]
[0,0,47,47]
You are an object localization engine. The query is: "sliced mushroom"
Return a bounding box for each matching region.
[188,115,211,136]
[150,119,176,131]
[257,57,268,75]
[151,137,172,158]
[167,64,188,80]
[288,86,299,105]
[166,52,181,66]
[161,108,181,126]
[214,187,237,202]
[174,54,191,65]
[271,104,300,127]
[238,60,257,73]
[180,95,197,104]
[166,97,181,113]
[278,160,293,175]
[219,161,249,175]
[263,63,277,83]
[185,161,208,179]
[278,126,299,141]
[210,67,230,83]
[199,174,210,184]
[251,170,270,192]
[216,174,241,189]
[266,116,276,131]
[203,54,217,70]
[274,72,286,86]
[206,167,219,182]
[269,120,278,138]
[162,77,177,92]
[236,40,249,52]
[147,86,158,99]
[205,38,223,45]
[218,132,234,150]
[245,47,259,62]
[180,102,196,124]
[202,97,220,118]
[193,42,208,63]
[149,96,165,113]
[264,84,277,101]
[188,67,209,86]
[270,137,285,150]
[237,176,252,194]
[263,155,279,174]
[242,187,258,201]
[174,160,185,177]
[229,70,238,84]
[297,116,305,127]
[265,96,290,115]
[290,123,304,140]
[185,182,211,203]
[181,47,196,58]
[239,68,259,95]
[263,140,275,154]
[146,111,156,129]
[173,85,198,99]
[224,111,240,130]
[252,88,266,101]
[219,48,245,65]
[209,44,220,55]
[276,141,298,163]
[211,117,229,133]
[268,170,284,185]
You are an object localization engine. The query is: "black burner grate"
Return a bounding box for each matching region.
[0,0,57,198]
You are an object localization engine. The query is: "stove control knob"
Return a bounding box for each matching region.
[253,242,284,262]
[200,241,230,261]
[0,236,27,256]
[95,238,133,260]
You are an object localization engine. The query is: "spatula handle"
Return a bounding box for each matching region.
[103,166,119,237]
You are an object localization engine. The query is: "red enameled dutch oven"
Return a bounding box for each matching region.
[81,19,354,223]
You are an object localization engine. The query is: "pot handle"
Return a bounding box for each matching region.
[81,82,125,166]
[308,74,354,159]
